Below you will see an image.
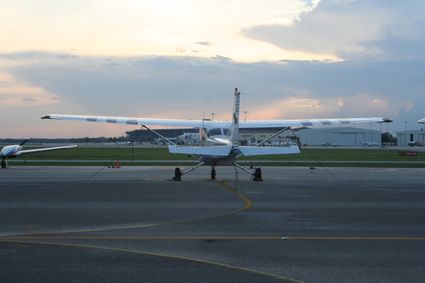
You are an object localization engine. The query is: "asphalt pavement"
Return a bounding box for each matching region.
[0,166,424,282]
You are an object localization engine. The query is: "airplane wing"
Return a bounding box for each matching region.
[17,145,78,155]
[237,117,391,128]
[41,114,205,128]
[42,114,390,129]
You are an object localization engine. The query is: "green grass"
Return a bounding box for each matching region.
[20,147,425,162]
[9,146,425,168]
[242,148,425,161]
[22,147,192,160]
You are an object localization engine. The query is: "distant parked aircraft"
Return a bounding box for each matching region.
[360,139,380,147]
[42,88,390,180]
[0,140,77,168]
[418,118,425,124]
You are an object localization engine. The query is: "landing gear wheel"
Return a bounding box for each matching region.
[1,159,6,169]
[253,168,263,182]
[173,167,182,181]
[210,166,216,180]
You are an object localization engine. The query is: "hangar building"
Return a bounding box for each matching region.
[396,130,425,147]
[127,127,381,146]
[240,127,381,146]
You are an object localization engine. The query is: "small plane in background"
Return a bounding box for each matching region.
[1,140,77,168]
[360,139,381,147]
[42,88,390,181]
[418,118,425,124]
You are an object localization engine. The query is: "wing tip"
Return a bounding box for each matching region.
[378,117,393,123]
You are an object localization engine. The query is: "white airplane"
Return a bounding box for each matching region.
[418,118,425,124]
[42,88,390,181]
[1,140,77,169]
[360,139,380,147]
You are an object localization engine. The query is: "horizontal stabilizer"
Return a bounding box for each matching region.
[238,145,300,156]
[168,145,232,156]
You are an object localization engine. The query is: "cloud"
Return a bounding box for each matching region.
[244,0,389,57]
[1,51,424,137]
[0,0,337,62]
[0,72,60,106]
[245,0,425,60]
[249,92,413,120]
[194,41,212,47]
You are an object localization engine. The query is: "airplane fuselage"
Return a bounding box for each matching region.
[0,145,22,158]
[200,147,241,165]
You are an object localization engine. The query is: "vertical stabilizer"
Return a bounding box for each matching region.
[230,88,241,146]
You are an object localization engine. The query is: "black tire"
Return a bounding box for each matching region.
[173,167,182,181]
[253,168,263,181]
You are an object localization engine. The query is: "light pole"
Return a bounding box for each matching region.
[211,112,215,120]
[243,111,248,122]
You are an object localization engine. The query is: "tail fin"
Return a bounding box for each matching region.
[20,139,29,146]
[230,88,240,146]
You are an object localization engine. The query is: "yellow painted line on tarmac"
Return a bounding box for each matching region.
[215,179,253,212]
[6,180,253,237]
[0,239,303,283]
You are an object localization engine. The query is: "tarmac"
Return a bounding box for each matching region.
[0,166,424,282]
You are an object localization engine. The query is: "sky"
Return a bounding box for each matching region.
[1,0,424,138]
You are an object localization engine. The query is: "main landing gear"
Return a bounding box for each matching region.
[173,167,182,181]
[233,162,263,182]
[173,165,217,181]
[173,162,263,181]
[253,168,263,182]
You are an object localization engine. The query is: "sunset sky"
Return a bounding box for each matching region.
[1,0,424,137]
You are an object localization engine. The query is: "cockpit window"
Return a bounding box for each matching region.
[207,128,222,136]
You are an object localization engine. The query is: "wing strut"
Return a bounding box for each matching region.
[255,127,290,147]
[233,161,263,181]
[141,125,177,145]
[182,161,205,175]
[232,161,254,175]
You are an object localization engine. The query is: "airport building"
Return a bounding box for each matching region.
[126,127,381,146]
[396,130,425,147]
[240,127,381,146]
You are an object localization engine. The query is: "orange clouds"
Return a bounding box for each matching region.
[0,73,60,106]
